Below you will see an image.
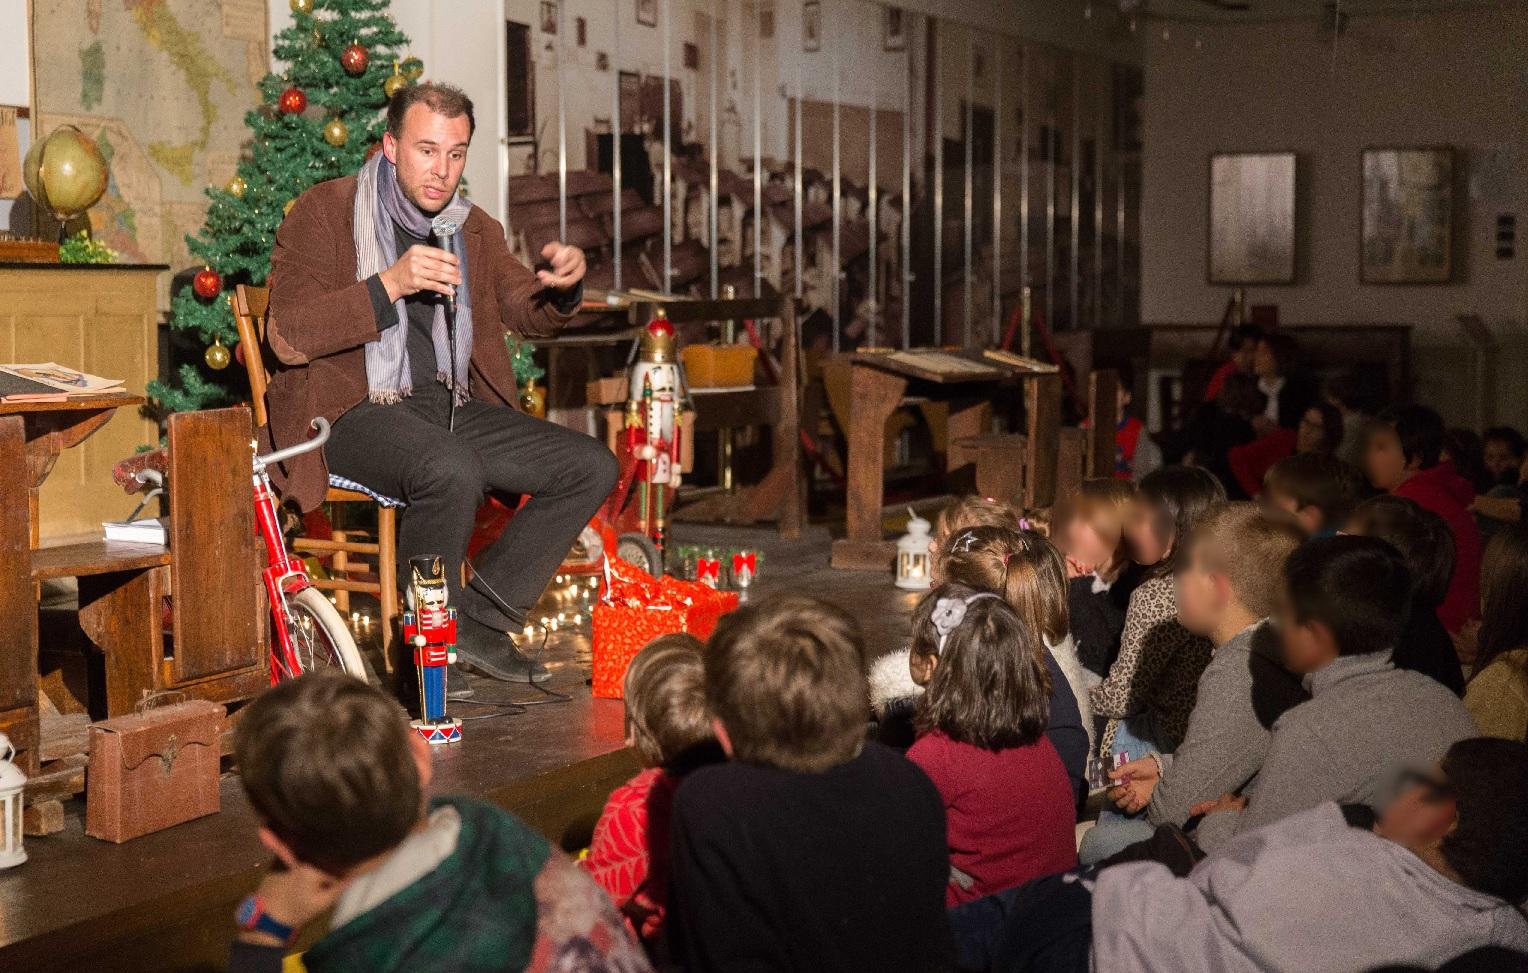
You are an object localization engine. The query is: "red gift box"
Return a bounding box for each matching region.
[591,559,738,698]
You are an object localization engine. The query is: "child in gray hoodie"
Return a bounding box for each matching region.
[951,736,1528,973]
[1191,533,1476,849]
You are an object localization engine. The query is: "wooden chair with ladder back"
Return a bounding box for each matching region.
[232,283,400,670]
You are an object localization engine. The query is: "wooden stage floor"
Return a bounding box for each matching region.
[0,524,917,972]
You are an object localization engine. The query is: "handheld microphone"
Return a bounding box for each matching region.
[429,215,460,313]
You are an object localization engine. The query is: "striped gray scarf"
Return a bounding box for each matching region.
[353,152,473,405]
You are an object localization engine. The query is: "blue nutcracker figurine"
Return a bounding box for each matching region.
[404,555,462,745]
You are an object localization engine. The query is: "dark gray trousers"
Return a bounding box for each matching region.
[325,383,619,630]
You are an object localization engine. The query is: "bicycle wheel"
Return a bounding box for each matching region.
[281,587,367,680]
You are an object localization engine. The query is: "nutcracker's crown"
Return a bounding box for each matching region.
[640,308,677,363]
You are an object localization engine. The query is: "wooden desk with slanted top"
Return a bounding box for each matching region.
[0,391,146,549]
[828,349,1061,571]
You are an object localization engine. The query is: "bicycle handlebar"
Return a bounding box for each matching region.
[255,418,331,470]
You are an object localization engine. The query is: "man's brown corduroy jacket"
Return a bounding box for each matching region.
[264,174,575,512]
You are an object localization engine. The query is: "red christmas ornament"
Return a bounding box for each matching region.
[278,86,308,115]
[341,43,370,76]
[193,267,223,300]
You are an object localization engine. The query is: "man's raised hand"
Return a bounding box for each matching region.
[380,244,460,302]
[537,241,587,292]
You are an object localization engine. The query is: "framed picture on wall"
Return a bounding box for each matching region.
[505,21,535,142]
[1361,146,1453,284]
[883,7,906,51]
[636,0,657,28]
[1208,151,1297,285]
[539,1,556,35]
[803,1,821,52]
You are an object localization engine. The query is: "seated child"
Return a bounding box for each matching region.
[1365,404,1482,633]
[1347,495,1466,695]
[1079,503,1307,863]
[581,633,715,944]
[1260,451,1367,536]
[951,738,1528,973]
[942,525,1092,800]
[227,671,649,973]
[1090,466,1224,764]
[667,594,952,972]
[1059,477,1141,681]
[868,495,1033,749]
[1466,521,1528,740]
[931,494,1022,581]
[906,583,1079,904]
[1192,534,1478,851]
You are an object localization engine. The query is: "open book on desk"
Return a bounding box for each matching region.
[0,362,125,402]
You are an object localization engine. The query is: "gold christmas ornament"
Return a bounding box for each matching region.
[226,175,247,197]
[290,0,313,13]
[400,57,424,81]
[205,337,231,371]
[322,117,348,147]
[383,65,408,99]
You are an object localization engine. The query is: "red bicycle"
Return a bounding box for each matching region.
[136,418,364,684]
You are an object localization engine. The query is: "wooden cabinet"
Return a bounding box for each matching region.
[0,263,164,542]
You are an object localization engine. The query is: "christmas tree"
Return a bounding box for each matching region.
[149,0,421,414]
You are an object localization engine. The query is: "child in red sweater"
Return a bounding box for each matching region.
[581,633,715,944]
[906,583,1078,905]
[1364,405,1482,635]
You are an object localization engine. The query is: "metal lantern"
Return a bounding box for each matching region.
[0,734,27,869]
[895,509,933,590]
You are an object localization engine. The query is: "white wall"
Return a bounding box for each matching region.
[1140,7,1528,425]
[1,0,32,231]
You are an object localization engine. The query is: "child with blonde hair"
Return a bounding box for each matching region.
[582,633,716,944]
[1058,478,1140,681]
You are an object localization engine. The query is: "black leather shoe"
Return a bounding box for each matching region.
[446,664,474,700]
[455,618,550,684]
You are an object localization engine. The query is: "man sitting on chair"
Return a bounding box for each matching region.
[265,81,617,687]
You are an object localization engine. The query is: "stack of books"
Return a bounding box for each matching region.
[0,363,125,403]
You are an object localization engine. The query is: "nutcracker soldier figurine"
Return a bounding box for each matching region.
[627,306,687,553]
[404,555,462,745]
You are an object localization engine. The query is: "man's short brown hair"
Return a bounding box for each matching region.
[1183,502,1302,618]
[705,594,867,774]
[386,80,476,139]
[624,633,712,767]
[235,671,419,875]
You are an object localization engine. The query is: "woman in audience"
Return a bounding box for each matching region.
[1252,332,1315,431]
[905,582,1077,904]
[1365,404,1483,636]
[1346,495,1466,696]
[1474,426,1528,541]
[1089,466,1224,764]
[1465,521,1528,740]
[1058,478,1141,683]
[1295,401,1344,457]
[1483,427,1526,489]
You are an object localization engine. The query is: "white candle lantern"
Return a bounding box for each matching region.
[895,509,933,590]
[0,733,27,869]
